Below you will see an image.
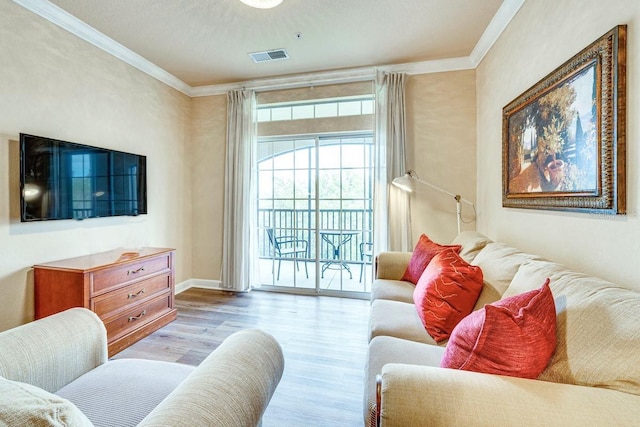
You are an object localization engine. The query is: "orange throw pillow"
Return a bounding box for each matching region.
[413,249,483,343]
[440,279,557,379]
[401,234,462,285]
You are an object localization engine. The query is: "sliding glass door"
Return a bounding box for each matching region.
[256,134,373,296]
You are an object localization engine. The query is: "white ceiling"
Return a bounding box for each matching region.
[18,0,524,95]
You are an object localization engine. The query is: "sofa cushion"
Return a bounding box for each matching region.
[401,234,461,284]
[413,250,484,343]
[509,259,640,396]
[56,359,194,427]
[451,231,493,263]
[441,280,556,379]
[471,242,541,310]
[370,279,414,303]
[364,336,445,427]
[0,376,94,427]
[502,259,567,298]
[369,299,437,344]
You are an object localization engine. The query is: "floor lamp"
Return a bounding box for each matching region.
[392,170,475,235]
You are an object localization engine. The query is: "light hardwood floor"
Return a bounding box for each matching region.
[112,288,370,427]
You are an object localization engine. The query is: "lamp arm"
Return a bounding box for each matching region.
[399,170,477,235]
[412,177,474,207]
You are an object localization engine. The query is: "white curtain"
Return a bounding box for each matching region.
[373,72,412,254]
[221,89,258,291]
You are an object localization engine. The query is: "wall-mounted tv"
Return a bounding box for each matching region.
[20,133,147,222]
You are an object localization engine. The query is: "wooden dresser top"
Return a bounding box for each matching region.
[33,247,175,272]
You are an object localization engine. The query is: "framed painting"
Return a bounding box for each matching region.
[502,25,626,214]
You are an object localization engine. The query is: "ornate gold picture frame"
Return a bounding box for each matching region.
[502,25,626,214]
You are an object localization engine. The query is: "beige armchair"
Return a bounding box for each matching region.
[0,308,284,426]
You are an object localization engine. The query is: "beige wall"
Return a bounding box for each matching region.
[405,71,477,245]
[0,1,192,329]
[477,0,640,289]
[190,95,227,280]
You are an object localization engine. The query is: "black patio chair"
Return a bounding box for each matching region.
[266,228,309,280]
[359,242,374,283]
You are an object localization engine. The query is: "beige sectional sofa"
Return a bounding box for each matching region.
[0,308,284,427]
[365,231,640,427]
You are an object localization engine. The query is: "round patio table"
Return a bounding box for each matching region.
[320,230,359,279]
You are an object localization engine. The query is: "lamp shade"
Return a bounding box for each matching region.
[392,173,414,192]
[239,0,283,8]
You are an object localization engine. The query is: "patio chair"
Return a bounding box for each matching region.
[359,242,374,283]
[266,228,309,280]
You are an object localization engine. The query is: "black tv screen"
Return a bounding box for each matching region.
[20,134,147,222]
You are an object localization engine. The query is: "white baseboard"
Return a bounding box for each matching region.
[175,278,247,294]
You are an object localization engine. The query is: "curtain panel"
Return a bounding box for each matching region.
[221,89,258,291]
[373,72,412,254]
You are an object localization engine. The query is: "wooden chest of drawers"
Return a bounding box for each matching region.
[34,248,177,357]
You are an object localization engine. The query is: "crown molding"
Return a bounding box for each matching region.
[14,0,524,98]
[386,56,475,75]
[12,0,192,96]
[469,0,526,66]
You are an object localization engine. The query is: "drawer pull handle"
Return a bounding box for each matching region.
[128,310,146,322]
[127,289,145,299]
[127,266,145,275]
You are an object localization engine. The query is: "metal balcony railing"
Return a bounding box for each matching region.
[258,208,373,263]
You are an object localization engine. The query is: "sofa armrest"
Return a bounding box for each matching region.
[375,252,412,280]
[378,364,640,427]
[138,328,284,427]
[0,308,107,393]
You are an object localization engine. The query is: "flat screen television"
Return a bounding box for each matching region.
[20,133,147,222]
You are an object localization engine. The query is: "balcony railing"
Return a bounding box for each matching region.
[258,208,373,263]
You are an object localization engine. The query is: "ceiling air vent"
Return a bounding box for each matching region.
[249,48,289,63]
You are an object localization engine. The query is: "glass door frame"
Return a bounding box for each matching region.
[255,131,373,299]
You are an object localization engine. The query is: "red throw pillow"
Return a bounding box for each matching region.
[401,234,462,285]
[413,249,484,343]
[440,279,556,379]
